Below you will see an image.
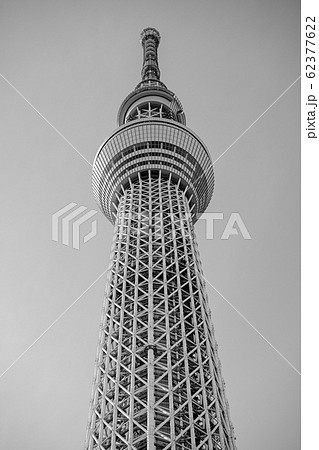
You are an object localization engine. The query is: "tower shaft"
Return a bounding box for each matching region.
[85,174,235,449]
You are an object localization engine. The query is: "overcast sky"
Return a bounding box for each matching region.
[0,1,300,449]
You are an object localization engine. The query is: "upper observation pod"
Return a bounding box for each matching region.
[117,28,186,127]
[93,29,214,224]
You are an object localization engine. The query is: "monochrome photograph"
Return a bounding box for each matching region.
[0,1,301,449]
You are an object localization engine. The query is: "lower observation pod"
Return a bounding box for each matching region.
[92,119,214,223]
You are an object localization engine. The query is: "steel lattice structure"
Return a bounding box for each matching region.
[85,28,236,450]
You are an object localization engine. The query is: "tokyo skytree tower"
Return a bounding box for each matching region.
[85,28,236,450]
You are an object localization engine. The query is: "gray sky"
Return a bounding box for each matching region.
[0,1,300,449]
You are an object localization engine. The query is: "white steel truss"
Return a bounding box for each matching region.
[85,173,236,450]
[126,102,174,122]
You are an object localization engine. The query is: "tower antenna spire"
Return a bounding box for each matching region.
[140,27,161,81]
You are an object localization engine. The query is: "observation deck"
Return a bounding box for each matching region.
[92,27,214,224]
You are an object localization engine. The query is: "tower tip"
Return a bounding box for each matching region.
[140,27,161,45]
[140,28,161,82]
